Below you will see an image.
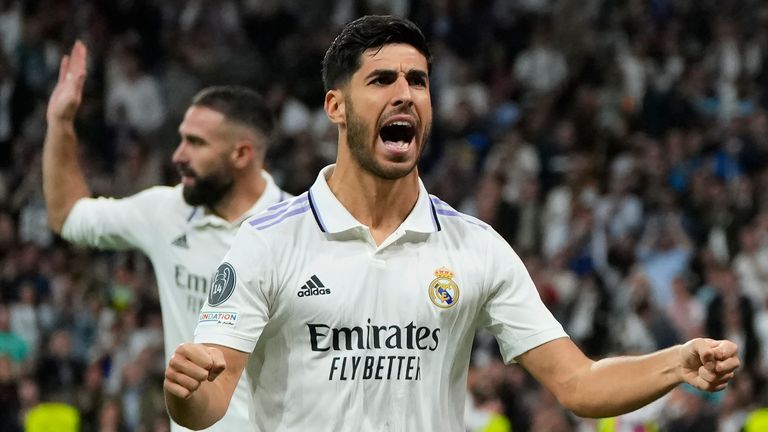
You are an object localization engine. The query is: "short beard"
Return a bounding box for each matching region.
[182,171,234,208]
[345,98,428,180]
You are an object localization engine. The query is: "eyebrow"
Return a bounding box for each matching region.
[364,68,429,82]
[179,131,206,143]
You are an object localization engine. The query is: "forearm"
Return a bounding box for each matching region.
[42,119,90,232]
[564,345,682,418]
[165,379,230,430]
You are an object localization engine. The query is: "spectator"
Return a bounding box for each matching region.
[0,304,26,364]
[35,329,84,403]
[0,355,21,432]
[105,41,166,135]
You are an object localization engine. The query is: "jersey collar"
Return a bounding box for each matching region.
[307,165,441,235]
[188,170,285,229]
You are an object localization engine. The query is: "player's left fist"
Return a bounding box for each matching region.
[679,338,740,392]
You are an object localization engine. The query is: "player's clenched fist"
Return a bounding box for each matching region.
[164,343,227,399]
[680,338,740,392]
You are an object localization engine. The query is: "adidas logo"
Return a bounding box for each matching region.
[171,234,189,249]
[297,275,331,297]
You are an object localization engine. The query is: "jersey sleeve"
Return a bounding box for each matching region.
[477,232,568,364]
[60,188,165,250]
[194,223,275,354]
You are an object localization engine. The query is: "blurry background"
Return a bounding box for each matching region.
[1,0,768,431]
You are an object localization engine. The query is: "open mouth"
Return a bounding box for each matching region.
[176,165,197,184]
[379,121,416,148]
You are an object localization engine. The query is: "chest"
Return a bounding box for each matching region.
[270,240,487,334]
[152,225,240,313]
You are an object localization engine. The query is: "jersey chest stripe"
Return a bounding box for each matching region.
[266,193,292,211]
[253,204,311,230]
[434,209,488,230]
[249,195,308,226]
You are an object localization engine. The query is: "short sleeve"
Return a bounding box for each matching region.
[60,188,165,250]
[477,233,568,364]
[193,223,275,354]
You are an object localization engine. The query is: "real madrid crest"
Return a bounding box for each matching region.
[428,267,460,308]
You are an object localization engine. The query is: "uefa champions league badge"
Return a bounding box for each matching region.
[208,262,236,306]
[428,267,459,309]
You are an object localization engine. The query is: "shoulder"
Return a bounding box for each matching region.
[127,184,191,211]
[430,194,512,254]
[430,195,492,233]
[243,192,314,234]
[105,184,194,222]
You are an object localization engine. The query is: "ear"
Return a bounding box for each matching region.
[231,139,254,169]
[324,89,346,125]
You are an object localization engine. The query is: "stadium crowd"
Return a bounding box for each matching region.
[1,0,768,431]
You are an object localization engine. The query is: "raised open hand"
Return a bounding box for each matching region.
[46,40,87,123]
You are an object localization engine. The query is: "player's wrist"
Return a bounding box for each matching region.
[46,116,77,133]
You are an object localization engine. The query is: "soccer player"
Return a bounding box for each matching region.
[43,41,288,431]
[163,15,740,431]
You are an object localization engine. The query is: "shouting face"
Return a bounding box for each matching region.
[336,43,433,180]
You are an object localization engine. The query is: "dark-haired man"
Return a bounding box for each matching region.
[164,15,739,431]
[44,41,288,432]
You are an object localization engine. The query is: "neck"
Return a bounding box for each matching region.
[210,168,266,223]
[327,159,420,245]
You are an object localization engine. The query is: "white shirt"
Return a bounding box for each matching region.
[105,74,166,133]
[62,171,287,432]
[195,165,567,432]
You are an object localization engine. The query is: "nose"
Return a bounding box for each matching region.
[171,141,186,164]
[392,75,413,107]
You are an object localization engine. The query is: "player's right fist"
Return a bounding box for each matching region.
[164,343,227,399]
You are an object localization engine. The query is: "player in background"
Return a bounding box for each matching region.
[43,41,288,432]
[163,15,740,431]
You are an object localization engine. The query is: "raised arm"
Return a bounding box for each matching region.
[517,337,739,418]
[164,343,247,430]
[43,40,91,233]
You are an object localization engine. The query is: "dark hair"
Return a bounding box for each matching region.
[191,86,275,140]
[322,15,431,92]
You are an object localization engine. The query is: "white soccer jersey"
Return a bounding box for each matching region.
[62,171,287,432]
[195,165,568,432]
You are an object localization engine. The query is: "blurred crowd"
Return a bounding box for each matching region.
[1,0,768,431]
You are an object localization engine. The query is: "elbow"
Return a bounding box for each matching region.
[566,404,607,419]
[559,398,608,419]
[552,383,615,419]
[557,393,631,419]
[556,393,591,418]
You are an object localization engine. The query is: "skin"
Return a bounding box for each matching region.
[172,105,267,220]
[43,40,90,232]
[324,43,433,245]
[44,40,267,228]
[163,42,740,429]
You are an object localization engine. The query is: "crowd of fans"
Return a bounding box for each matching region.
[1,0,768,431]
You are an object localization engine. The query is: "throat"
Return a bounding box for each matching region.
[327,164,420,243]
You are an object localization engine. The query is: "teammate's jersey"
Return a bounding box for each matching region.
[62,171,287,432]
[195,166,567,432]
